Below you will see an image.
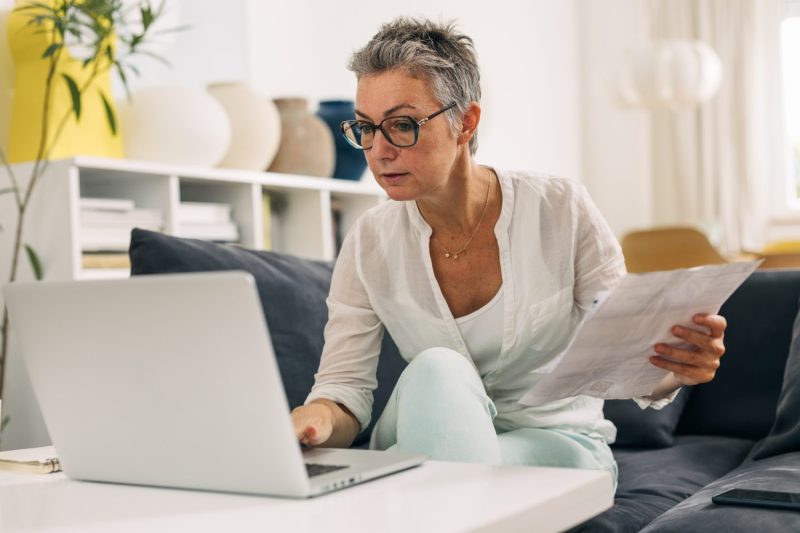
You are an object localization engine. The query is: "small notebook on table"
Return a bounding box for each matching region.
[0,446,61,474]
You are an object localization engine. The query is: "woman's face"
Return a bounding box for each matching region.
[355,69,462,201]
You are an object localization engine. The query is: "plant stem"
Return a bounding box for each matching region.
[27,45,61,204]
[0,201,25,399]
[0,147,22,209]
[0,26,62,401]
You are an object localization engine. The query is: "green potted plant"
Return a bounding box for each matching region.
[0,0,174,437]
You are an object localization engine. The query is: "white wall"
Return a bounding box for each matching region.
[109,0,251,95]
[0,0,584,183]
[245,0,583,181]
[578,0,652,238]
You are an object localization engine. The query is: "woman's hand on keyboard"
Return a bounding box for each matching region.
[291,403,334,446]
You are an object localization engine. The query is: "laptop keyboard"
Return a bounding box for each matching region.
[305,463,349,477]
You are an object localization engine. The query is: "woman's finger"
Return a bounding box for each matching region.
[649,355,716,385]
[654,343,722,369]
[666,326,725,357]
[693,313,727,338]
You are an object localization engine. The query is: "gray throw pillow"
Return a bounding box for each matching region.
[128,228,407,447]
[603,388,692,448]
[749,299,800,460]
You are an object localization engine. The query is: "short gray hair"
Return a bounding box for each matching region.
[348,17,482,155]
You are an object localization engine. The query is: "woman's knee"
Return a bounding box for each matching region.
[406,347,478,384]
[397,347,491,409]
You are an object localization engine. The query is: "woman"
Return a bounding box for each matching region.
[290,18,726,483]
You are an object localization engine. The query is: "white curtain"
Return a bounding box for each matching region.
[649,0,785,253]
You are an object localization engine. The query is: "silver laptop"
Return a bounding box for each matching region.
[2,271,425,497]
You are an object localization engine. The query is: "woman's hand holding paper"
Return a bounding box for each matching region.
[650,314,728,386]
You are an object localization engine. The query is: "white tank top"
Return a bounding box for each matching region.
[455,287,504,377]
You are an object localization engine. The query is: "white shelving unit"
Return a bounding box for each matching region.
[0,156,383,451]
[1,156,385,283]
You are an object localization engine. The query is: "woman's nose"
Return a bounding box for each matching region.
[369,129,398,159]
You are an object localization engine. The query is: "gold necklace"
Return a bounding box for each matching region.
[432,175,492,260]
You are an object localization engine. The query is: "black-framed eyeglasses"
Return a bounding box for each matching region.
[340,102,457,150]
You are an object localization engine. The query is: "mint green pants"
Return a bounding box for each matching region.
[369,347,618,488]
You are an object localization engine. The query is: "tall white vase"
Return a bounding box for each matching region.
[117,85,232,167]
[208,82,282,171]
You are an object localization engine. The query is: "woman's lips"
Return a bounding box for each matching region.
[382,172,408,184]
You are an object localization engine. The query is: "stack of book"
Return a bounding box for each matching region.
[80,198,164,269]
[177,201,239,242]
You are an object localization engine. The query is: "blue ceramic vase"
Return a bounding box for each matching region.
[316,100,368,180]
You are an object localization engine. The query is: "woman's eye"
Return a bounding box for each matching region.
[393,121,414,132]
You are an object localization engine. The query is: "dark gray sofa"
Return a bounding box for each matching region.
[573,269,800,532]
[129,229,800,532]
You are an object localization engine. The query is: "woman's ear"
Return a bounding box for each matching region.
[457,102,481,146]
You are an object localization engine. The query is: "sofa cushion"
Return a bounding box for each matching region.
[676,270,800,440]
[749,299,800,460]
[639,451,800,532]
[604,388,691,448]
[569,435,754,533]
[128,229,407,446]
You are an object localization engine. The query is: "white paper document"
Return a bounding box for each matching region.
[519,261,761,406]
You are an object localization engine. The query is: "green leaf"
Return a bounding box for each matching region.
[1,416,9,433]
[129,32,143,49]
[25,244,44,281]
[134,49,170,67]
[0,187,16,196]
[62,73,81,121]
[125,62,140,77]
[140,4,154,30]
[41,42,60,59]
[99,90,117,135]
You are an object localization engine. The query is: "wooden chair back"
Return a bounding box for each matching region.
[620,226,727,273]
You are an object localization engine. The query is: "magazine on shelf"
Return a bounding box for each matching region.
[81,253,131,269]
[79,197,136,212]
[178,202,233,224]
[80,224,162,252]
[177,221,239,242]
[80,207,164,227]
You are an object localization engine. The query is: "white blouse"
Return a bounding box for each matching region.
[306,169,661,443]
[455,287,505,378]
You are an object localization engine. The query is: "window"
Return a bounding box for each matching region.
[783,1,800,200]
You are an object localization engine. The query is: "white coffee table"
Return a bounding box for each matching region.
[0,460,612,532]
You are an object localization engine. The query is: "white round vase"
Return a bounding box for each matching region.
[118,85,232,167]
[618,40,723,108]
[208,82,282,171]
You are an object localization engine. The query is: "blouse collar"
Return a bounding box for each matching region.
[404,168,514,238]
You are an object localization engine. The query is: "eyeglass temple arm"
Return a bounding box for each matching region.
[417,102,457,125]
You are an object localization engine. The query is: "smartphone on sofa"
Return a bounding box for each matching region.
[712,488,800,511]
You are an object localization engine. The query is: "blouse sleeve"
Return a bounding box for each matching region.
[571,183,627,310]
[304,227,384,432]
[571,183,681,409]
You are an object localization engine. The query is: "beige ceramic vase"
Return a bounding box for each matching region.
[208,82,281,171]
[268,97,335,178]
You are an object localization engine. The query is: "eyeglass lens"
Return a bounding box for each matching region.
[343,117,417,149]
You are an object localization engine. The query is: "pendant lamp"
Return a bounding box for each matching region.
[618,39,723,108]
